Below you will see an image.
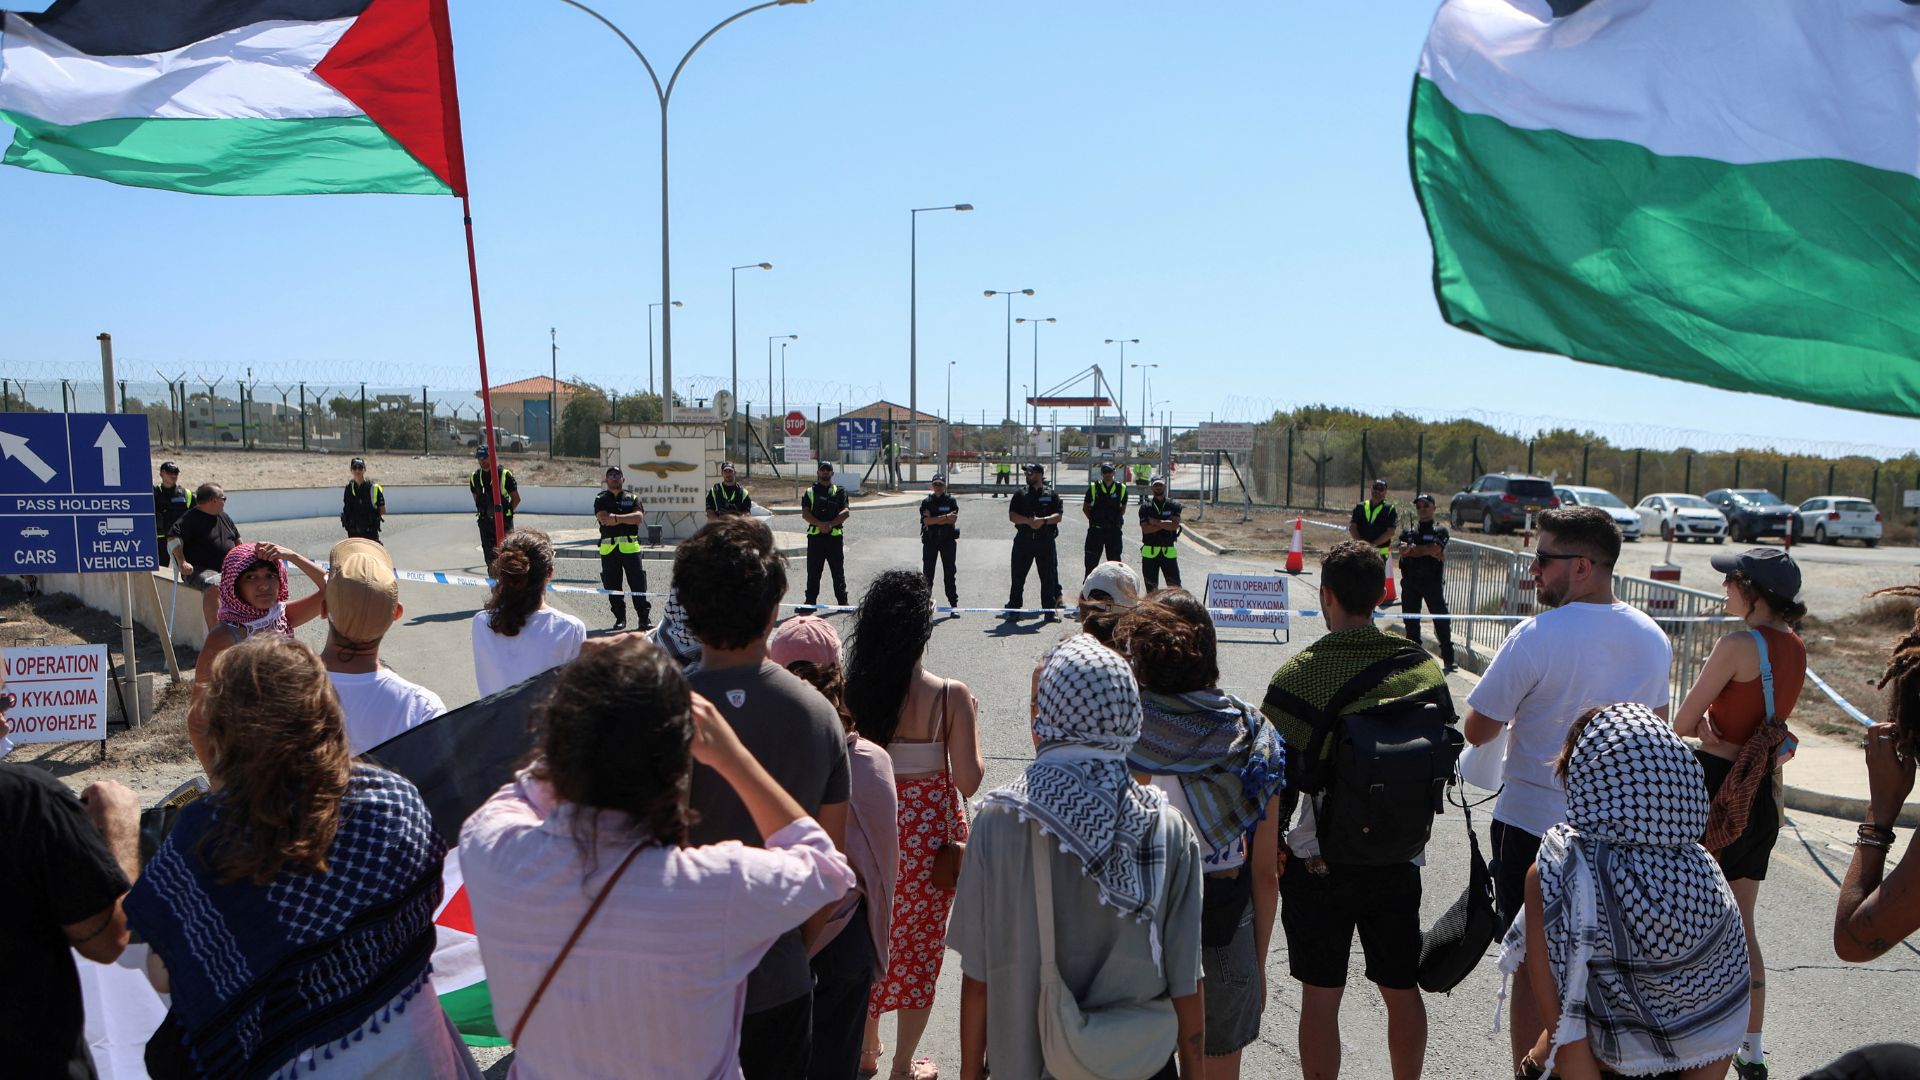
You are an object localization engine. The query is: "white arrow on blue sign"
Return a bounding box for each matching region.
[0,413,158,575]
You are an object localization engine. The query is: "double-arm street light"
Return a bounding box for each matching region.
[984,288,1035,426]
[549,0,813,421]
[647,300,683,398]
[1105,337,1139,445]
[767,333,797,424]
[1015,316,1058,432]
[910,204,972,472]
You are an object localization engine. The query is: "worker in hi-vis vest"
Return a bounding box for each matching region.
[1349,478,1399,559]
[993,458,1013,496]
[340,456,385,540]
[705,461,753,520]
[801,460,851,610]
[1139,475,1184,591]
[1083,460,1130,576]
[594,465,651,630]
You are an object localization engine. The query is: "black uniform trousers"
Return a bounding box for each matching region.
[1084,525,1123,576]
[922,537,958,605]
[600,551,650,624]
[1009,531,1060,611]
[477,515,512,567]
[1400,574,1454,666]
[805,534,848,607]
[1142,553,1182,592]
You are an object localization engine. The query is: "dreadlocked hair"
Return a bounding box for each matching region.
[1870,585,1920,763]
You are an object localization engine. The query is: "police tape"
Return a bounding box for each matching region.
[1806,666,1877,728]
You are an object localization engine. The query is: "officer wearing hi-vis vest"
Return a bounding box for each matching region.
[1139,475,1184,590]
[1007,462,1064,619]
[993,458,1013,496]
[801,460,851,611]
[340,457,386,540]
[705,462,753,520]
[594,466,651,630]
[920,473,961,610]
[1349,478,1399,558]
[469,445,519,566]
[1083,460,1130,576]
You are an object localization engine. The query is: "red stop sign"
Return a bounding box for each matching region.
[783,411,807,437]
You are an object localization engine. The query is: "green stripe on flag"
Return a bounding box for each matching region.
[1409,77,1920,419]
[0,111,451,196]
[438,980,509,1047]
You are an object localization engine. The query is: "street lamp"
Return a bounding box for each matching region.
[984,288,1035,425]
[945,360,956,432]
[549,0,813,421]
[781,339,794,416]
[732,261,773,448]
[911,203,972,477]
[1104,337,1138,444]
[647,300,683,399]
[767,333,797,424]
[1015,316,1057,432]
[1131,362,1159,452]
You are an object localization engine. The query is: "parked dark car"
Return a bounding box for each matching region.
[1703,488,1798,543]
[1450,473,1560,534]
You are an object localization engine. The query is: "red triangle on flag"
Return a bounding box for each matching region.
[436,884,477,935]
[314,0,468,194]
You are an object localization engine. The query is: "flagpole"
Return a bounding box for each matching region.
[461,194,506,551]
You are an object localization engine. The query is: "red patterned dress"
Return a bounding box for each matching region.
[868,770,966,1015]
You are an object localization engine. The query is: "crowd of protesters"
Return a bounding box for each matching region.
[5,505,1920,1080]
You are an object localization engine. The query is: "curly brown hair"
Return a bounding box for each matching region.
[200,635,352,885]
[1114,589,1220,694]
[1870,585,1920,763]
[533,635,697,871]
[484,530,555,636]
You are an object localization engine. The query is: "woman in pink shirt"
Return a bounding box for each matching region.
[459,635,856,1079]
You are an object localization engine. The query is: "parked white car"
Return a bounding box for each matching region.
[1636,493,1727,543]
[1553,485,1641,540]
[1795,496,1883,547]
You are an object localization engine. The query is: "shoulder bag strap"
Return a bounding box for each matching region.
[511,842,647,1046]
[1747,628,1775,723]
[1030,820,1057,968]
[1302,647,1436,765]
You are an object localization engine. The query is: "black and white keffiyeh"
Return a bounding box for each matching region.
[980,634,1169,925]
[1499,703,1749,1076]
[649,589,702,670]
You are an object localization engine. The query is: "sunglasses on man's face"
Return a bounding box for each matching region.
[1533,549,1588,564]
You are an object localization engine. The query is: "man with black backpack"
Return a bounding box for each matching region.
[1260,540,1461,1080]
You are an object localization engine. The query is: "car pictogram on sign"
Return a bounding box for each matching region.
[20,526,49,538]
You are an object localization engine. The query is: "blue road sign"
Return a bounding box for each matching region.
[1,413,157,575]
[838,417,881,452]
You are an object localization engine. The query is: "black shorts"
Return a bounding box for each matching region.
[1280,860,1421,990]
[1696,750,1781,882]
[1491,819,1544,933]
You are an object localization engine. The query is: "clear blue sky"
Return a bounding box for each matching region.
[3,0,1917,456]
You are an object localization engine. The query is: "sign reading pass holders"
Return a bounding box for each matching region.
[0,413,157,575]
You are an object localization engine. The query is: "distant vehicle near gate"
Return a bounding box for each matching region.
[1553,485,1641,541]
[1449,473,1558,534]
[461,426,528,452]
[1704,488,1798,543]
[1794,496,1883,547]
[1635,493,1727,544]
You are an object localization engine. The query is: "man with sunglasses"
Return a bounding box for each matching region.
[1459,505,1672,1072]
[1349,479,1398,559]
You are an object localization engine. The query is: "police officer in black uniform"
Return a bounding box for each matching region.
[340,457,386,540]
[594,465,651,630]
[801,460,851,611]
[153,461,190,569]
[469,445,519,566]
[705,462,753,520]
[1007,462,1064,619]
[920,473,961,611]
[1083,460,1129,577]
[1139,475,1184,590]
[1396,493,1455,672]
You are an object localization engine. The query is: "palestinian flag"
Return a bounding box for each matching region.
[1411,0,1920,418]
[0,0,466,195]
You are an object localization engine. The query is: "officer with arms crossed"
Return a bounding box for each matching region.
[1350,478,1398,559]
[1139,475,1184,590]
[594,465,651,630]
[920,472,961,612]
[469,445,519,566]
[1395,494,1456,673]
[153,461,190,569]
[1006,462,1064,620]
[706,461,753,521]
[802,460,851,612]
[1083,460,1129,576]
[340,457,386,541]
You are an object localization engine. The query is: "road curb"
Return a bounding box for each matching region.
[1783,782,1920,828]
[1183,526,1230,556]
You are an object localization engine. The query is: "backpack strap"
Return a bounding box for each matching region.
[1268,646,1437,794]
[1747,628,1775,724]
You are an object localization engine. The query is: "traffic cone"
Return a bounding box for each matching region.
[1381,554,1399,608]
[1284,517,1306,574]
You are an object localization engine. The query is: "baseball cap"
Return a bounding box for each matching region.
[159,460,179,474]
[325,538,399,645]
[931,472,947,483]
[1372,478,1388,489]
[1710,547,1802,601]
[721,461,737,473]
[1413,492,1436,505]
[473,445,489,459]
[605,465,623,477]
[1150,474,1167,486]
[1099,461,1115,472]
[817,460,836,471]
[1080,561,1143,607]
[768,615,842,670]
[1023,462,1044,473]
[350,457,367,469]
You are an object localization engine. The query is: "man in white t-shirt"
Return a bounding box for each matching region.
[319,538,445,755]
[1461,505,1671,1071]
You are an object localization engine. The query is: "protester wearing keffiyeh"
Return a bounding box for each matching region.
[1129,688,1284,862]
[979,634,1170,924]
[1499,702,1749,1076]
[216,542,291,637]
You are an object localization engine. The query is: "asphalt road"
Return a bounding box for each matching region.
[244,497,1918,1078]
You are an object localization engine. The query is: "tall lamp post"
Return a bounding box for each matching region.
[910,203,972,479]
[983,288,1035,426]
[1131,362,1158,456]
[1015,316,1058,432]
[1104,337,1138,447]
[945,360,956,432]
[647,300,682,400]
[549,0,813,422]
[781,339,794,416]
[732,261,773,450]
[767,332,797,441]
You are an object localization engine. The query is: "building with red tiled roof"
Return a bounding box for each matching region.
[475,377,585,443]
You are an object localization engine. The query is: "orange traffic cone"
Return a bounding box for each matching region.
[1284,517,1306,574]
[1381,554,1399,607]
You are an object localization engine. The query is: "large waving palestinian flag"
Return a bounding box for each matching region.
[1411,0,1920,418]
[0,0,466,195]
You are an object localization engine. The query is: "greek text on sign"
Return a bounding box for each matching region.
[1204,573,1290,632]
[1196,423,1255,451]
[784,437,815,463]
[0,413,158,575]
[4,645,109,742]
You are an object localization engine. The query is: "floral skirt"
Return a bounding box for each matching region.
[868,772,967,1016]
